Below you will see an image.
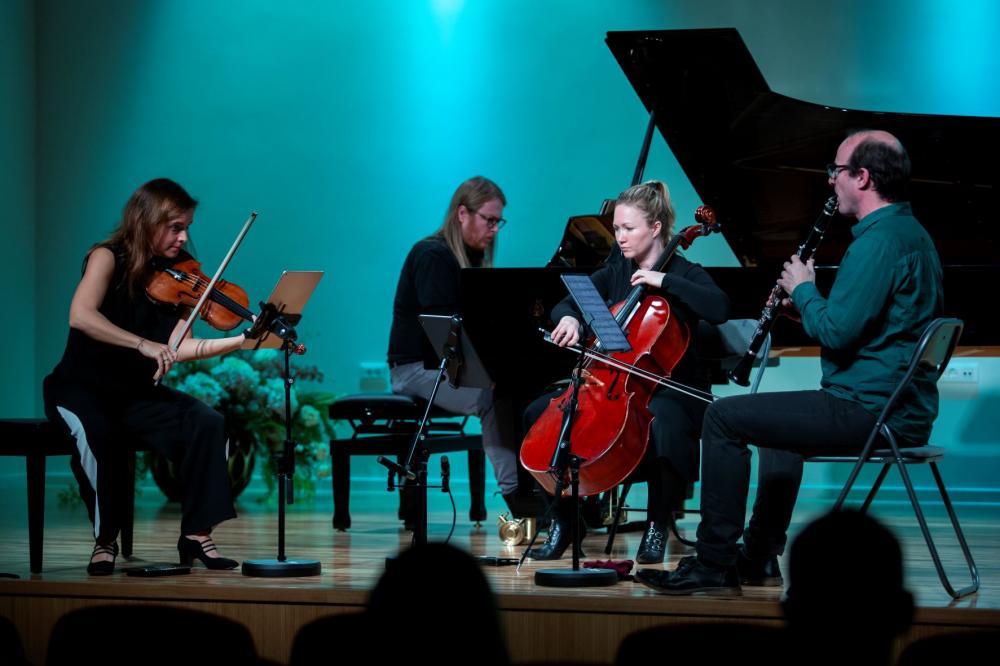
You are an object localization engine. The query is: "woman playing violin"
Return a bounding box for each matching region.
[43,178,246,574]
[524,180,730,563]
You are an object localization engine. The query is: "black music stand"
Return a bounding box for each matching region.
[376,314,489,547]
[242,271,324,578]
[532,275,627,588]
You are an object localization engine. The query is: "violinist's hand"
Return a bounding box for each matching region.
[777,255,815,295]
[243,313,267,340]
[630,269,665,288]
[138,339,178,380]
[551,316,582,348]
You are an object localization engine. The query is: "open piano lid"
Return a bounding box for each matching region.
[605,28,1000,269]
[605,28,999,348]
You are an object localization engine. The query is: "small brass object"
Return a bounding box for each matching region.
[497,513,537,546]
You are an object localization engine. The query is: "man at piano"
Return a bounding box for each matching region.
[387,176,538,519]
[636,130,944,595]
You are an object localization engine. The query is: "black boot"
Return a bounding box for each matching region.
[636,521,667,564]
[524,514,586,560]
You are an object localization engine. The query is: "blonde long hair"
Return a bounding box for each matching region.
[90,178,198,295]
[431,176,506,268]
[616,180,676,242]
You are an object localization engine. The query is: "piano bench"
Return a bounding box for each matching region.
[0,418,146,574]
[327,394,487,530]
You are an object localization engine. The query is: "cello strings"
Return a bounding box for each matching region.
[563,344,717,403]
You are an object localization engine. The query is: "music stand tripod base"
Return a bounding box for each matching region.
[242,559,322,578]
[534,567,618,587]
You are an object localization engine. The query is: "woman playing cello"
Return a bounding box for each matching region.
[43,178,248,574]
[523,180,729,563]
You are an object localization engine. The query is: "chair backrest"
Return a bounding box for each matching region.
[898,630,1000,666]
[616,623,788,665]
[872,318,963,433]
[47,605,259,665]
[0,614,27,666]
[291,613,370,666]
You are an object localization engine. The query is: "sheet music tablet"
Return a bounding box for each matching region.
[560,274,631,352]
[242,270,323,350]
[418,314,493,390]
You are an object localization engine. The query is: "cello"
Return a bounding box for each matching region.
[520,206,720,497]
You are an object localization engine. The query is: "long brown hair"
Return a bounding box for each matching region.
[90,178,198,295]
[616,180,676,242]
[430,176,506,268]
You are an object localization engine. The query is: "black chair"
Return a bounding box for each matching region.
[603,320,757,554]
[898,630,1000,666]
[603,478,695,554]
[0,418,144,573]
[290,613,371,666]
[328,393,486,530]
[47,605,258,666]
[805,318,979,599]
[0,614,27,666]
[616,623,788,665]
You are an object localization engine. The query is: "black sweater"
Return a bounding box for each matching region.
[551,249,730,389]
[387,237,483,365]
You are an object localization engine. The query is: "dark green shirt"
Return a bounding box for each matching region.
[791,202,944,443]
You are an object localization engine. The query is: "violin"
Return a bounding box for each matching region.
[520,206,720,497]
[147,250,254,332]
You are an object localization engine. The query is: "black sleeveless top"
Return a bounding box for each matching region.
[47,244,186,395]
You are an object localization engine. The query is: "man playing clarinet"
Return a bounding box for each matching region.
[637,129,944,596]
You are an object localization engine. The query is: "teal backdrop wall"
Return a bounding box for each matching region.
[4,1,999,504]
[0,0,36,477]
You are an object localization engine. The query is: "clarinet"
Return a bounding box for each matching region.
[727,195,839,386]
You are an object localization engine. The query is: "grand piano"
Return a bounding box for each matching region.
[459,28,999,410]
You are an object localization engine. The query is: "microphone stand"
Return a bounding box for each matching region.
[242,310,322,577]
[532,322,618,588]
[377,315,463,547]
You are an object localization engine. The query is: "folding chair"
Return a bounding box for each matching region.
[806,318,979,599]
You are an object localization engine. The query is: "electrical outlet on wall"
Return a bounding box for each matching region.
[360,362,389,392]
[941,361,978,384]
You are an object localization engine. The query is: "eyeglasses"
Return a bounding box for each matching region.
[473,210,506,230]
[826,163,851,179]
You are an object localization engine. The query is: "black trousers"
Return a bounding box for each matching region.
[44,377,236,543]
[695,390,877,567]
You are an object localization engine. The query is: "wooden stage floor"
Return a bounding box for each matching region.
[2,485,999,664]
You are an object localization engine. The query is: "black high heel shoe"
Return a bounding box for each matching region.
[177,535,239,570]
[635,521,667,565]
[87,541,118,576]
[524,515,587,561]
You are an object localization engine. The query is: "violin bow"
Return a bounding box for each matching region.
[153,211,258,383]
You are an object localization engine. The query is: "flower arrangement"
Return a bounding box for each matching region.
[164,348,336,501]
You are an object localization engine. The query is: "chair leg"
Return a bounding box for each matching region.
[833,425,885,510]
[121,453,136,559]
[928,462,980,598]
[669,511,698,547]
[331,442,352,530]
[894,454,979,599]
[467,449,486,523]
[604,483,632,555]
[858,464,892,514]
[26,454,46,575]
